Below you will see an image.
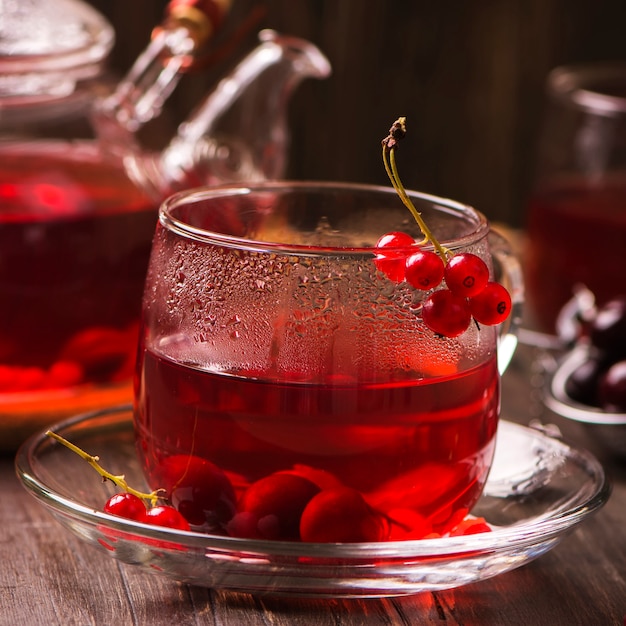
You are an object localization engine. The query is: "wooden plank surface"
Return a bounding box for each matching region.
[2,343,626,625]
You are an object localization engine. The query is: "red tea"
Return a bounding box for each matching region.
[525,177,626,332]
[0,145,156,393]
[134,342,500,540]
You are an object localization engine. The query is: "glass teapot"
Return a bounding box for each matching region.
[0,0,330,448]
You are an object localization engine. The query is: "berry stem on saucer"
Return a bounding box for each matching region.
[46,430,162,506]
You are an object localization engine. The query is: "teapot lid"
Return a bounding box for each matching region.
[0,0,114,108]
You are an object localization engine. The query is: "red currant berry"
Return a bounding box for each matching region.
[469,281,512,326]
[444,253,489,297]
[154,455,236,528]
[228,473,320,540]
[300,487,388,543]
[421,289,471,337]
[104,493,148,522]
[374,231,416,282]
[405,250,445,290]
[145,505,191,531]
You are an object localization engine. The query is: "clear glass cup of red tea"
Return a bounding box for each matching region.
[133,182,522,542]
[525,62,626,333]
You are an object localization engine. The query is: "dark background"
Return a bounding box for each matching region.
[88,0,626,227]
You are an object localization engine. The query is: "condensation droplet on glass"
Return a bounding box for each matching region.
[225,315,241,326]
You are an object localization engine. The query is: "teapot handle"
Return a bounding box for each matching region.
[93,0,232,148]
[489,228,524,374]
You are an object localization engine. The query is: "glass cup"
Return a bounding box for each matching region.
[134,181,523,542]
[525,62,626,332]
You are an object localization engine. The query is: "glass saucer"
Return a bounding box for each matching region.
[15,405,609,598]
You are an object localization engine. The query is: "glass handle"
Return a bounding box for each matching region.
[489,229,525,374]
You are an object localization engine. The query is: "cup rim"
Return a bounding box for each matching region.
[159,181,490,256]
[548,61,626,116]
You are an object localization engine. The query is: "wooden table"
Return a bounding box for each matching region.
[2,342,626,625]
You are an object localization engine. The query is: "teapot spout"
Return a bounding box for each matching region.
[136,30,331,197]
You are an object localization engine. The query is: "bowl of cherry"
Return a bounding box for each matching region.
[545,292,626,456]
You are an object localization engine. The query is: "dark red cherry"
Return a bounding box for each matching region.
[228,473,320,540]
[444,253,489,298]
[599,360,626,412]
[145,505,191,531]
[421,289,471,337]
[154,455,236,528]
[564,356,607,406]
[104,493,147,522]
[374,231,416,282]
[299,487,388,543]
[589,297,626,356]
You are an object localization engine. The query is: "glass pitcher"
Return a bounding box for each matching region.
[0,0,330,449]
[525,63,626,332]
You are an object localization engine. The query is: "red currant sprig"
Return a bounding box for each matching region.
[379,117,512,337]
[46,431,190,531]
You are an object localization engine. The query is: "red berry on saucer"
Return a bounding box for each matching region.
[146,505,191,531]
[104,492,148,522]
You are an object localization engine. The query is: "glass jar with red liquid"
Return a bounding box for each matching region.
[525,63,626,333]
[0,0,330,449]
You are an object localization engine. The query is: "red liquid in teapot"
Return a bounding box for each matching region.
[525,177,626,332]
[134,343,499,540]
[0,145,157,393]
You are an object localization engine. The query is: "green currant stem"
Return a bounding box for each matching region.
[46,430,162,507]
[382,142,449,264]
